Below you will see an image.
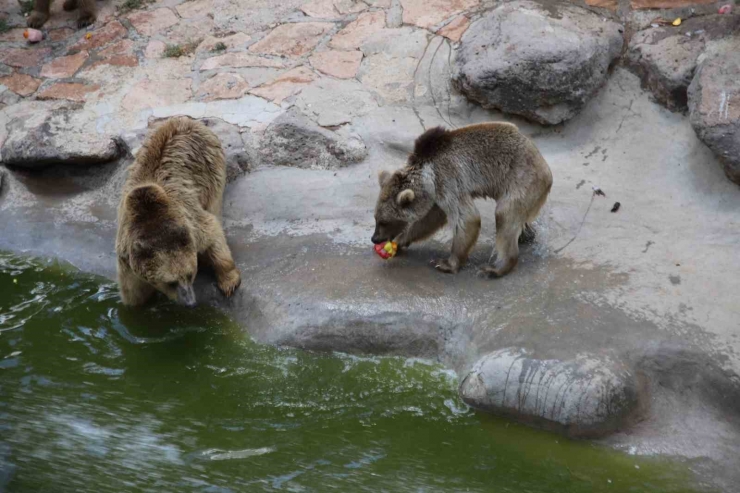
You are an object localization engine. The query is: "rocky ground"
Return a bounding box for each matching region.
[1,0,739,490]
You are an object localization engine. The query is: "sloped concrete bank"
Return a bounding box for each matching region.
[2,0,740,490]
[1,68,739,491]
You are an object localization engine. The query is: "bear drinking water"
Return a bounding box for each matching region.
[116,117,241,307]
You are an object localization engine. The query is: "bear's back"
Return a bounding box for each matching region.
[127,117,227,214]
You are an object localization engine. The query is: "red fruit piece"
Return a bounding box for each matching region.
[374,243,390,259]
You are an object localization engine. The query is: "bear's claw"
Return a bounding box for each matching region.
[478,266,503,278]
[77,13,95,28]
[431,258,457,274]
[27,11,49,28]
[218,269,241,298]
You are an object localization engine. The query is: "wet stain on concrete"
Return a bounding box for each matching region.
[585,146,601,158]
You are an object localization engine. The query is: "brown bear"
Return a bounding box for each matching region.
[372,123,553,277]
[116,117,241,307]
[27,0,96,29]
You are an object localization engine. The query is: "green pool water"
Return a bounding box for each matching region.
[0,252,707,493]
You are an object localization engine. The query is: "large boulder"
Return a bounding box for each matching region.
[452,0,623,125]
[1,109,123,169]
[200,118,258,182]
[260,109,367,170]
[688,37,740,186]
[459,348,643,437]
[625,14,740,112]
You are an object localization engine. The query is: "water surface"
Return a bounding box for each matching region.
[0,252,705,492]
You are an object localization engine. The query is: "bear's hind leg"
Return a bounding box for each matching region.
[479,198,524,278]
[27,0,50,28]
[76,0,96,28]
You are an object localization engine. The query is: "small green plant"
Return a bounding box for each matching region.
[212,42,227,52]
[163,44,185,58]
[162,39,201,58]
[0,19,10,33]
[17,0,34,15]
[117,0,154,14]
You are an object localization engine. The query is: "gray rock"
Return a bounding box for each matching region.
[201,118,258,182]
[459,348,642,437]
[1,111,122,168]
[452,0,623,125]
[259,109,367,170]
[625,15,740,112]
[625,30,702,111]
[688,37,740,186]
[625,3,725,33]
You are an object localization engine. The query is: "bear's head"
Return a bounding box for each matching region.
[124,184,198,307]
[371,169,434,244]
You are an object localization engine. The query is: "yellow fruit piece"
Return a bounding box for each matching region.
[672,17,681,26]
[86,33,92,39]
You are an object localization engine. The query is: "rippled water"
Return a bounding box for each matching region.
[0,252,706,492]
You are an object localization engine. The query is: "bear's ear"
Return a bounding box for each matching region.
[396,189,415,207]
[126,184,167,213]
[378,170,392,187]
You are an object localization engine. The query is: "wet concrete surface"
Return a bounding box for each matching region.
[1,68,739,490]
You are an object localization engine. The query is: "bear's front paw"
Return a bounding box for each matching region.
[27,11,49,28]
[218,269,241,298]
[431,258,458,274]
[478,265,503,279]
[77,12,95,28]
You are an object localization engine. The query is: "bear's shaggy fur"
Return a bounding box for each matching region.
[27,0,96,29]
[372,122,552,277]
[116,117,241,306]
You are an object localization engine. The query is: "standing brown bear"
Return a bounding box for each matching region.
[372,122,553,277]
[116,117,241,307]
[27,0,96,29]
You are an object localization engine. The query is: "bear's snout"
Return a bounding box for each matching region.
[177,284,197,308]
[371,226,385,244]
